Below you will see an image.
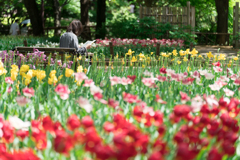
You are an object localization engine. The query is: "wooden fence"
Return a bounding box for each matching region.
[139,1,195,28]
[233,2,240,48]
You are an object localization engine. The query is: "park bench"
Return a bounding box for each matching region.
[15,46,92,59]
[15,46,92,68]
[15,46,76,55]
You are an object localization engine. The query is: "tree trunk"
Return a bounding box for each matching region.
[53,0,62,36]
[23,0,44,36]
[81,0,89,26]
[215,0,229,45]
[81,0,91,40]
[96,0,106,39]
[41,0,45,35]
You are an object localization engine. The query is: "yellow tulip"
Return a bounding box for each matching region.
[78,56,82,61]
[131,56,137,63]
[198,55,203,58]
[20,72,26,77]
[179,50,186,56]
[49,70,56,78]
[25,78,31,86]
[185,49,190,54]
[20,65,29,73]
[77,66,83,73]
[146,57,151,64]
[84,68,88,74]
[36,70,46,81]
[0,60,3,68]
[233,56,238,61]
[26,70,34,79]
[218,54,226,61]
[172,50,178,56]
[0,68,7,75]
[126,49,134,56]
[177,60,182,64]
[11,64,19,72]
[191,48,198,56]
[48,76,58,85]
[11,71,18,81]
[122,58,125,65]
[206,52,214,59]
[65,55,71,60]
[138,53,146,60]
[183,57,188,62]
[142,64,145,68]
[58,75,63,81]
[151,52,154,55]
[65,68,74,77]
[161,52,170,58]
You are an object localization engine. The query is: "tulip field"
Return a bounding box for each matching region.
[1,38,240,160]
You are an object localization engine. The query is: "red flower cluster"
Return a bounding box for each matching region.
[171,97,240,160]
[133,106,163,127]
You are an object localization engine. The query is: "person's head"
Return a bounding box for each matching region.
[66,20,83,36]
[22,24,27,27]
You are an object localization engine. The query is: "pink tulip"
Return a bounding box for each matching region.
[192,71,200,78]
[5,77,13,84]
[157,75,167,82]
[83,79,94,87]
[76,96,93,113]
[7,87,12,93]
[191,95,203,112]
[55,84,70,100]
[223,88,234,97]
[180,91,190,103]
[213,66,223,72]
[212,61,221,67]
[121,77,132,85]
[16,96,30,106]
[110,76,121,86]
[74,72,88,82]
[142,77,155,87]
[22,87,35,98]
[204,73,215,80]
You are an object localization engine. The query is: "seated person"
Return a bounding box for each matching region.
[60,20,91,56]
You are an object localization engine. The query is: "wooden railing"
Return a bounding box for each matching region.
[195,32,232,46]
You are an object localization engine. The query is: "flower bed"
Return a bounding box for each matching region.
[26,38,185,58]
[0,48,240,159]
[88,38,185,58]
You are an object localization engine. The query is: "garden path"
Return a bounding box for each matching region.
[195,45,239,58]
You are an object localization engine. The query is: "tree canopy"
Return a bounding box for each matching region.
[0,0,238,44]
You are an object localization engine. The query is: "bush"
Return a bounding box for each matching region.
[105,16,196,47]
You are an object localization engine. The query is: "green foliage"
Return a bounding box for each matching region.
[169,25,197,47]
[104,16,196,47]
[0,36,60,51]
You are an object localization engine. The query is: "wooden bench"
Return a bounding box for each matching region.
[15,46,92,66]
[16,46,76,55]
[15,46,92,58]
